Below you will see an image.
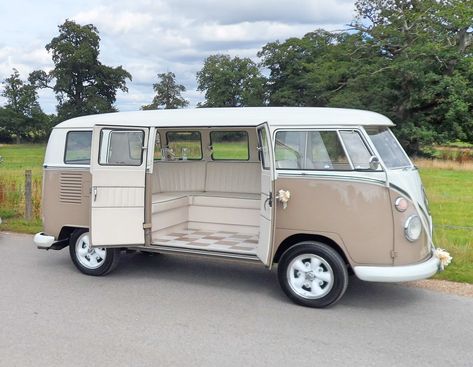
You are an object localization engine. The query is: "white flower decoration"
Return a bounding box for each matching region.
[434,248,452,270]
[276,189,291,209]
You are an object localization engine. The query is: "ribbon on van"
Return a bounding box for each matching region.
[276,189,291,209]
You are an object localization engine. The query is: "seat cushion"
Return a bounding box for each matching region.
[152,193,190,213]
[190,194,260,209]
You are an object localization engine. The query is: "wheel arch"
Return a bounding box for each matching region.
[273,233,350,266]
[58,226,88,242]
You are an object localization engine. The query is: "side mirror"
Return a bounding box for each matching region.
[369,156,381,170]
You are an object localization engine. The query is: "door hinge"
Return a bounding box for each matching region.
[143,223,152,229]
[390,250,398,259]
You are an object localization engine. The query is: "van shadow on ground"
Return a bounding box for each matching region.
[107,251,421,310]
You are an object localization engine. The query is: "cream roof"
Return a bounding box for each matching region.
[54,107,394,129]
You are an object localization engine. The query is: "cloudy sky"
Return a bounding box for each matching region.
[0,0,356,114]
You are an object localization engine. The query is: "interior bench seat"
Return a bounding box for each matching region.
[151,161,261,233]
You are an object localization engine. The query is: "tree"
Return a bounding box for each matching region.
[257,1,473,152]
[30,20,132,121]
[1,69,51,143]
[196,54,266,107]
[141,72,189,110]
[258,30,367,107]
[347,0,473,151]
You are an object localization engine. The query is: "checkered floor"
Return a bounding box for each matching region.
[152,229,258,255]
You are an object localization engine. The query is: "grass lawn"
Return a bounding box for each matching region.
[0,144,471,283]
[0,144,45,233]
[418,166,473,283]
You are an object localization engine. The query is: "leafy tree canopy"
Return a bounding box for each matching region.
[258,0,473,152]
[30,20,132,121]
[141,72,189,110]
[1,69,51,143]
[196,54,266,107]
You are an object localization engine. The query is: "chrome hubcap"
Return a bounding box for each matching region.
[75,232,106,270]
[287,254,334,299]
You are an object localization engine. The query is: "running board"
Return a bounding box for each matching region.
[141,244,261,263]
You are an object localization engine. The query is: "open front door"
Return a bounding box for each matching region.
[90,125,149,246]
[257,123,275,265]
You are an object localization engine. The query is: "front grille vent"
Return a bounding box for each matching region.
[59,172,83,204]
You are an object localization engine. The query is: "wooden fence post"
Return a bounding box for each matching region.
[25,170,32,221]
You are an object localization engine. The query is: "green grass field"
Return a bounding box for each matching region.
[0,144,472,283]
[418,167,473,283]
[0,144,44,233]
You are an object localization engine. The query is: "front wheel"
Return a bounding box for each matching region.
[69,229,120,276]
[278,241,348,308]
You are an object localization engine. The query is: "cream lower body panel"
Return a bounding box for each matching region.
[91,207,145,246]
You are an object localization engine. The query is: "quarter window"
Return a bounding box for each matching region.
[166,131,202,160]
[210,131,249,160]
[339,130,372,169]
[64,131,92,165]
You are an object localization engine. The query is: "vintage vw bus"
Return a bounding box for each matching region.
[34,107,440,307]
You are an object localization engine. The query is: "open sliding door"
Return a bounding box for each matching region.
[90,125,149,247]
[256,123,275,265]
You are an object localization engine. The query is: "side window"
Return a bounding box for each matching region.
[210,131,249,160]
[275,131,304,169]
[166,131,202,160]
[257,128,270,169]
[339,130,372,169]
[275,130,351,170]
[310,131,350,170]
[154,132,162,161]
[64,131,92,165]
[99,129,144,166]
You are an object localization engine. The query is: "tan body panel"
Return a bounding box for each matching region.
[42,168,91,238]
[273,175,394,266]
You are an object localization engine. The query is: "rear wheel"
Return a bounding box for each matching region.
[69,229,120,276]
[278,241,348,308]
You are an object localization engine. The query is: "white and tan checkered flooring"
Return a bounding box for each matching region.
[152,229,258,255]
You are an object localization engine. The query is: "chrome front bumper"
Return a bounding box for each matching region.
[353,254,440,282]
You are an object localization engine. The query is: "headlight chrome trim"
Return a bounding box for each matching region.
[404,215,422,242]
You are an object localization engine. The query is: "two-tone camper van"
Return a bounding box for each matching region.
[34,107,440,307]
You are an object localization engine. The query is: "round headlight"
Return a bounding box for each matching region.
[404,215,422,242]
[395,197,408,212]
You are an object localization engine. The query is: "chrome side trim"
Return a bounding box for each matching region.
[277,171,387,186]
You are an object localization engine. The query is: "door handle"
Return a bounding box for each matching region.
[93,187,97,202]
[264,192,273,210]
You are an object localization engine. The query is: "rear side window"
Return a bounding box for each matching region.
[166,131,202,160]
[210,131,249,160]
[99,129,144,166]
[64,131,92,164]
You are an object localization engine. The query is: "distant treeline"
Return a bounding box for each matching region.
[1,0,472,154]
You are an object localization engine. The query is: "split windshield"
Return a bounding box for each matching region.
[365,127,412,169]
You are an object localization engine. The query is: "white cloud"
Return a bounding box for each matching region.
[0,0,357,113]
[73,7,154,34]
